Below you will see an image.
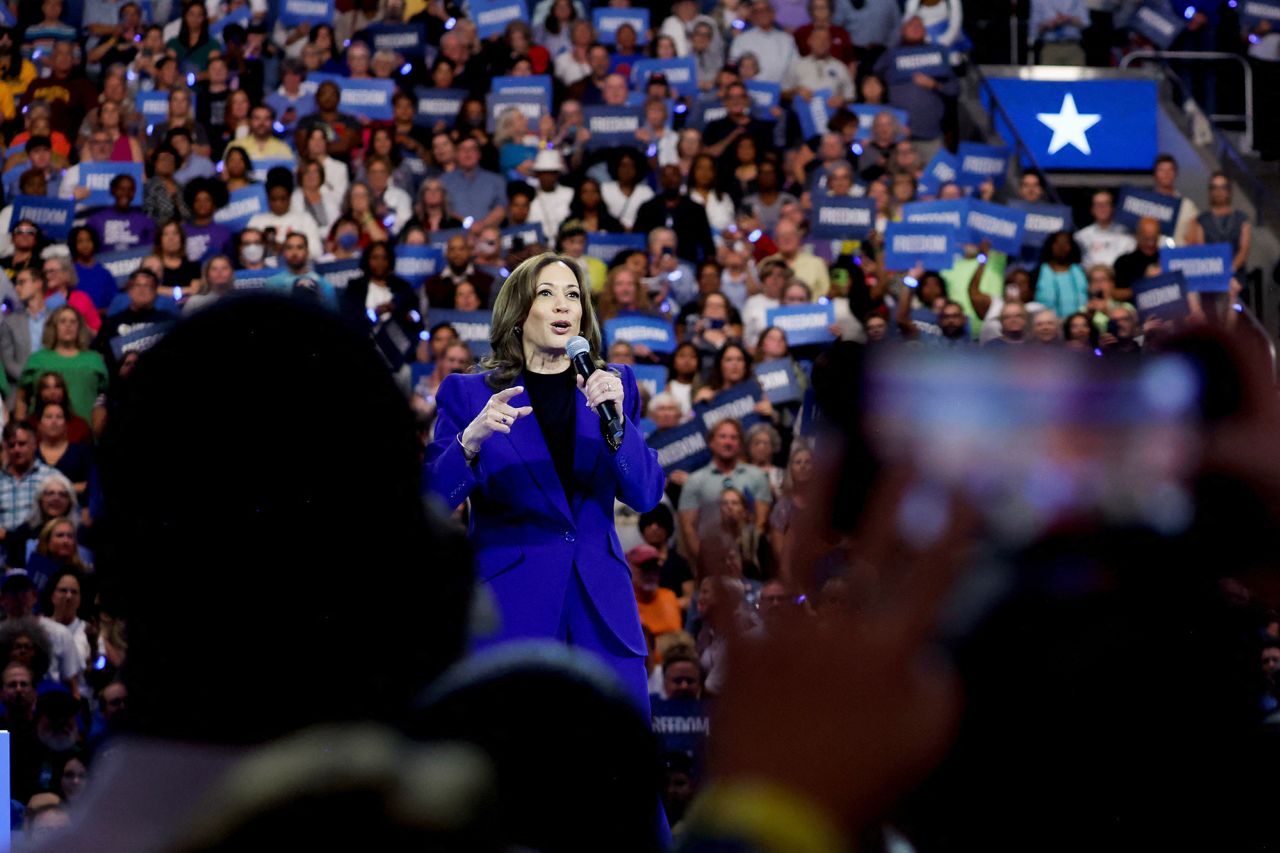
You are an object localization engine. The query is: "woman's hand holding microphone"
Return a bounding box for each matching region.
[459,386,534,460]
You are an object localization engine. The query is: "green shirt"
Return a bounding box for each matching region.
[20,349,108,420]
[941,252,1009,338]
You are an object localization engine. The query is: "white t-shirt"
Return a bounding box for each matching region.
[530,185,575,239]
[36,615,85,684]
[743,294,781,345]
[247,211,324,258]
[601,181,655,230]
[554,51,592,87]
[1075,221,1135,270]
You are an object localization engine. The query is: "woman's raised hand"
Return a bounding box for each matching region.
[460,386,533,452]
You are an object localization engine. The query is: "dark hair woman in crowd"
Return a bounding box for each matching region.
[568,177,624,234]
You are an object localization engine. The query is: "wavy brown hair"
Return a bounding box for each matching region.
[595,264,651,321]
[482,252,608,389]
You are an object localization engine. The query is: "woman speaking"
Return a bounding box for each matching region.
[426,252,665,712]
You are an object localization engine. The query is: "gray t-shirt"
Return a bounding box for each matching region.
[678,462,773,515]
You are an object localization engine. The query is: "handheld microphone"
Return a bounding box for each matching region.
[566,336,625,451]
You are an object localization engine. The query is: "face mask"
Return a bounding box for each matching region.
[242,243,265,264]
[337,232,360,251]
[1005,284,1021,301]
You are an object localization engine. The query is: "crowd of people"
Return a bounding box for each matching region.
[0,0,1268,848]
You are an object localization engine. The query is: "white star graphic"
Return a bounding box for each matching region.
[1036,93,1101,156]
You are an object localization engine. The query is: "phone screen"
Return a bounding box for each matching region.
[863,348,1201,540]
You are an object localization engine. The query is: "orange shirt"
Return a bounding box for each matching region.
[636,588,683,639]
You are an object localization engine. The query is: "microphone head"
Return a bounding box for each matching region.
[565,336,591,360]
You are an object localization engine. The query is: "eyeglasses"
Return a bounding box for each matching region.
[14,228,36,235]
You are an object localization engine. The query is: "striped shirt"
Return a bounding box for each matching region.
[0,460,54,531]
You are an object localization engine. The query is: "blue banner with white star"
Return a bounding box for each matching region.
[982,78,1159,171]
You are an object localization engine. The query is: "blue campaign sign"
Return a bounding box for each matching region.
[415,87,467,127]
[686,99,728,132]
[883,221,957,271]
[1130,3,1185,49]
[211,5,252,40]
[78,162,143,208]
[1242,0,1280,24]
[583,105,645,150]
[694,381,764,433]
[631,363,667,399]
[594,8,650,44]
[213,185,268,231]
[745,80,781,118]
[500,222,546,252]
[630,58,698,97]
[492,75,552,111]
[1010,201,1074,249]
[11,195,74,240]
[314,258,363,290]
[363,23,427,54]
[648,419,711,474]
[110,321,174,361]
[485,92,544,132]
[99,247,151,287]
[429,309,493,357]
[917,149,962,196]
[249,158,299,183]
[280,0,334,25]
[604,312,677,354]
[901,199,971,244]
[1115,186,1180,236]
[850,105,908,141]
[395,245,445,286]
[586,231,645,263]
[755,358,802,405]
[956,142,1009,188]
[964,200,1024,256]
[765,303,837,347]
[1133,271,1190,323]
[1161,243,1234,293]
[234,268,272,291]
[982,77,1159,172]
[885,45,951,84]
[810,197,876,240]
[428,228,466,251]
[136,90,176,124]
[471,0,529,39]
[793,89,832,140]
[308,75,395,121]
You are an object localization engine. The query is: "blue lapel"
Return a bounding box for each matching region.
[505,373,574,525]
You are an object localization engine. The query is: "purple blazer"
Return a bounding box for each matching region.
[425,363,665,656]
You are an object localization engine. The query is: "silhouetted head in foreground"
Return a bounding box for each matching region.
[100,294,473,744]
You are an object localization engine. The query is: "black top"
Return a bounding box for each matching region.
[523,366,577,501]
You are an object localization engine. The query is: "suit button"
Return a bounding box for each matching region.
[564,531,575,543]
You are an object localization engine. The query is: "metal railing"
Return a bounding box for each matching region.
[970,64,1064,206]
[1119,50,1255,154]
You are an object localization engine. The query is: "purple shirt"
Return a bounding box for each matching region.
[184,223,233,263]
[85,208,156,253]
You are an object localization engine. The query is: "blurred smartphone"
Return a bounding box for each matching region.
[706,318,726,330]
[661,246,674,256]
[1106,319,1120,337]
[863,348,1202,540]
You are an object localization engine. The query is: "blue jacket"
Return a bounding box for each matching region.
[426,364,664,656]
